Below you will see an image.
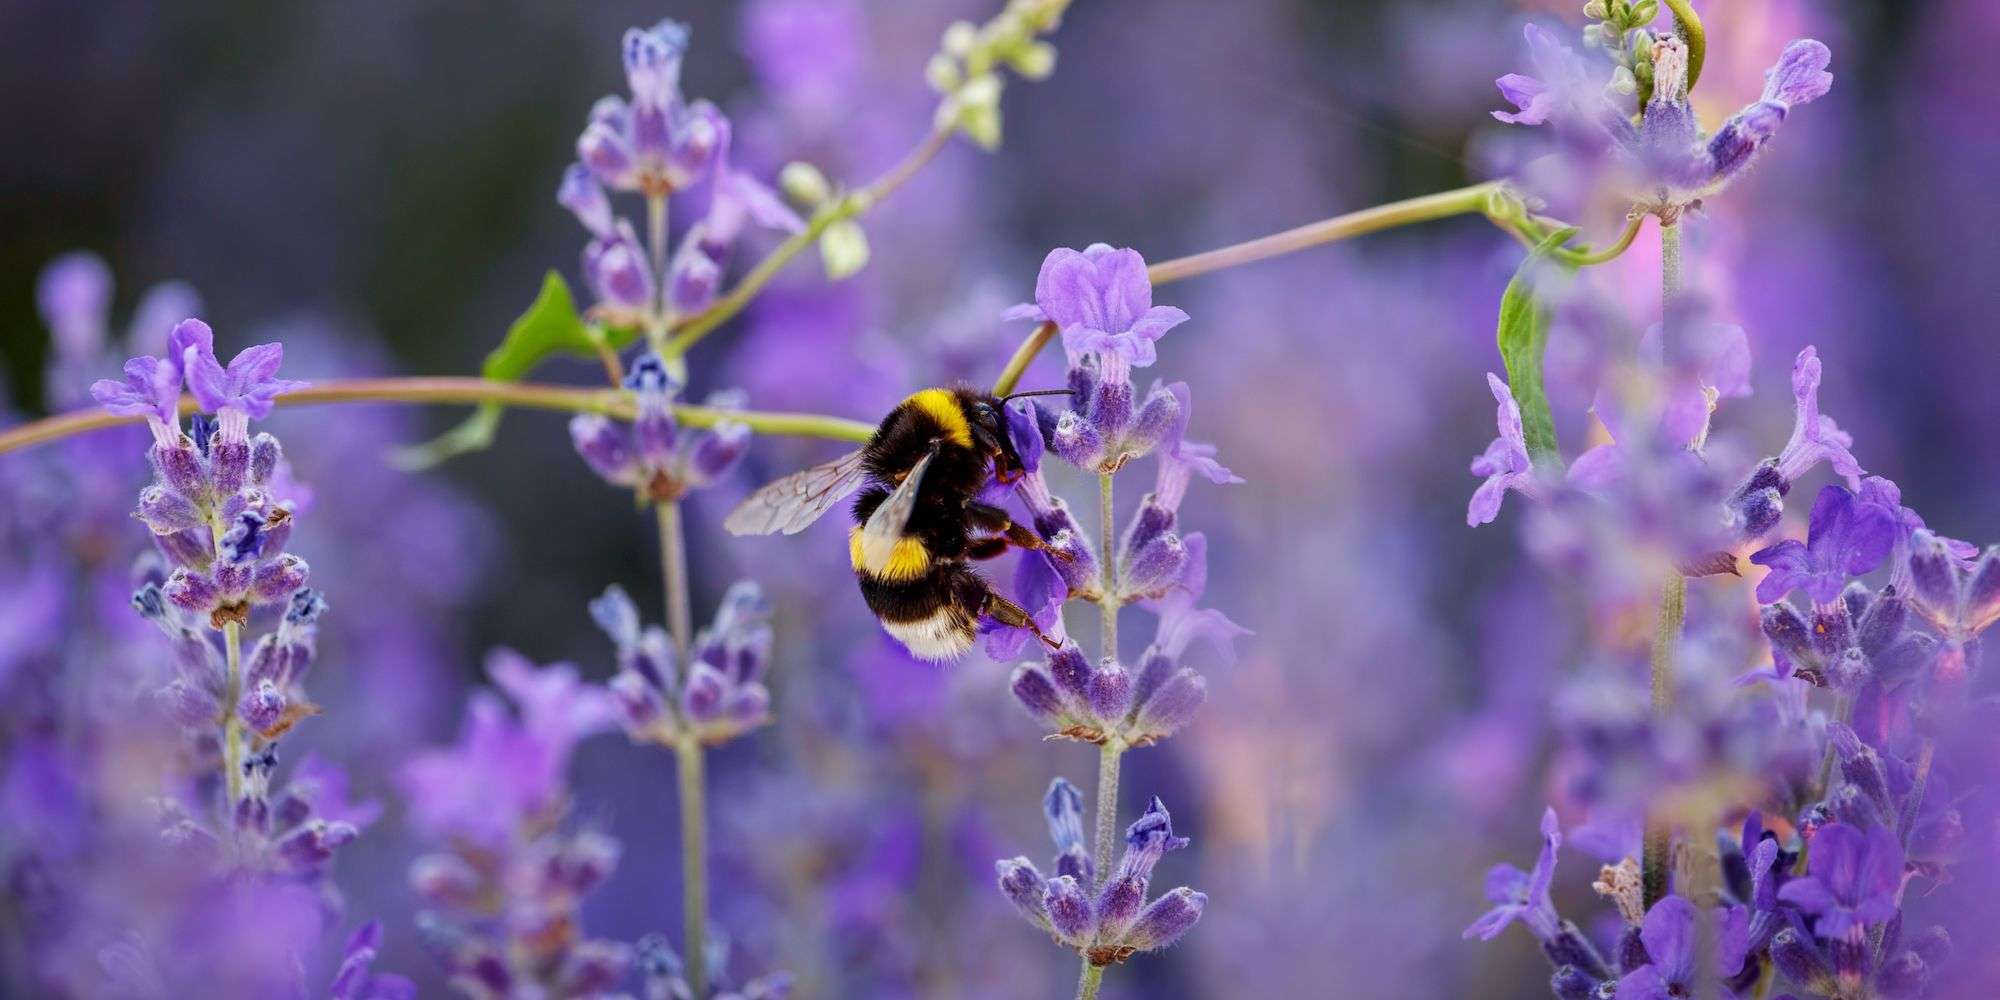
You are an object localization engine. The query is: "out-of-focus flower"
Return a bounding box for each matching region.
[398,651,613,849]
[1468,373,1544,526]
[595,580,774,747]
[996,791,1205,965]
[328,921,417,1000]
[636,933,794,1000]
[1493,26,1833,216]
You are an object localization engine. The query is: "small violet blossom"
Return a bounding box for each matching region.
[1725,347,1862,538]
[1005,244,1189,473]
[593,580,774,747]
[1467,373,1542,526]
[996,785,1205,966]
[1778,822,1903,943]
[570,353,751,502]
[1464,807,1562,942]
[1615,896,1751,1000]
[1749,485,1897,606]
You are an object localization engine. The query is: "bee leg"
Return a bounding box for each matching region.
[964,501,1070,561]
[982,590,1062,650]
[966,537,1011,561]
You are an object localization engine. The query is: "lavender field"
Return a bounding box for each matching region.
[2,1,1997,997]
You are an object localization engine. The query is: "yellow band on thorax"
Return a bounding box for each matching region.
[904,388,974,449]
[850,526,932,581]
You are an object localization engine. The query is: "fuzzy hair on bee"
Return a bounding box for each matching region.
[725,385,1069,661]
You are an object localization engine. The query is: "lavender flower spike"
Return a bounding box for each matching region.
[1467,373,1541,527]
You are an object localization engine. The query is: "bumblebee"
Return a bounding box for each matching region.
[725,386,1067,660]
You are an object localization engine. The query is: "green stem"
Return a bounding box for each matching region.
[221,619,245,805]
[677,735,708,1000]
[1648,225,1687,889]
[1077,473,1125,1000]
[1143,181,1505,286]
[667,128,952,356]
[1076,963,1105,1000]
[1643,571,1687,909]
[0,379,878,456]
[656,501,694,659]
[647,193,671,356]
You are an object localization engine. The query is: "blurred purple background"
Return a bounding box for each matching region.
[3,0,1996,996]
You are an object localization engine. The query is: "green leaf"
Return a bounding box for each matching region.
[393,270,633,470]
[1495,228,1579,466]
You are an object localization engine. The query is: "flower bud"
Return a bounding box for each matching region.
[210,439,251,498]
[681,662,727,723]
[163,567,220,615]
[1123,887,1203,951]
[996,858,1048,925]
[1086,659,1131,721]
[1121,532,1188,599]
[1132,668,1205,739]
[818,220,871,280]
[1043,875,1094,942]
[688,421,749,484]
[251,555,309,605]
[138,485,203,535]
[570,414,636,486]
[778,162,830,206]
[249,433,282,486]
[1011,664,1065,725]
[1047,645,1092,709]
[151,440,207,502]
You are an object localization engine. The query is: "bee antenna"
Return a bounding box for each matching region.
[1000,388,1076,402]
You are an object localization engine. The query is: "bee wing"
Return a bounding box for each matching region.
[856,448,935,572]
[724,448,871,536]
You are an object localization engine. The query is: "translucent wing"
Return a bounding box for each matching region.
[857,449,934,572]
[724,448,870,536]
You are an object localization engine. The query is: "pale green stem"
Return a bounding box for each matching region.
[221,620,245,805]
[647,194,671,356]
[677,734,708,1000]
[1645,222,1687,910]
[1076,964,1105,1000]
[656,501,694,659]
[0,379,878,456]
[654,497,705,996]
[1077,473,1125,1000]
[1644,572,1685,908]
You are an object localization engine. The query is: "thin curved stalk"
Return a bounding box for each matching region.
[0,378,876,456]
[667,128,953,355]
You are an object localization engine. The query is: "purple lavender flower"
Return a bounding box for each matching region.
[1006,244,1189,473]
[399,650,613,848]
[181,331,307,422]
[594,580,774,746]
[664,118,805,316]
[1749,485,1897,606]
[328,921,416,1000]
[1467,373,1542,526]
[570,352,750,501]
[1011,535,1243,745]
[1779,822,1904,943]
[996,793,1204,965]
[1494,28,1833,214]
[1463,807,1561,942]
[1614,896,1751,999]
[577,21,722,196]
[637,933,793,1000]
[37,251,114,359]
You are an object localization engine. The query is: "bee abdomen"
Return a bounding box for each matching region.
[857,562,978,661]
